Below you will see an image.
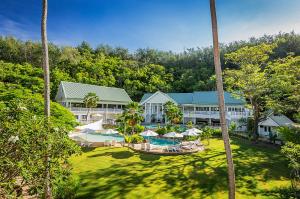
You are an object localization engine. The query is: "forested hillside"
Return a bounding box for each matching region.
[1,32,300,102]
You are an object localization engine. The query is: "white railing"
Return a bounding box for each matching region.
[70,107,123,114]
[183,111,250,118]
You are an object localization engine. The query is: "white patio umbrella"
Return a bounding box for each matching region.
[104,129,119,134]
[163,132,183,144]
[140,130,158,137]
[181,130,199,136]
[140,130,158,142]
[187,128,202,134]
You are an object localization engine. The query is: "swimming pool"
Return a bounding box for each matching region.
[146,137,179,146]
[77,133,124,142]
[76,133,179,146]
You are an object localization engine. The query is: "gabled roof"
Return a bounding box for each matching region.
[140,91,245,105]
[269,114,294,126]
[58,81,132,103]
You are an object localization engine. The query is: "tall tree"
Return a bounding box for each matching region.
[83,92,100,122]
[41,0,51,197]
[209,0,236,198]
[224,43,275,139]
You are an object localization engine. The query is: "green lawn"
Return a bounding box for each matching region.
[70,138,290,199]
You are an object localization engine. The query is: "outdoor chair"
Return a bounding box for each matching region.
[104,140,110,146]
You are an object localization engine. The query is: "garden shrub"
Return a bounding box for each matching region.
[212,128,222,137]
[183,136,199,141]
[53,175,80,199]
[124,135,132,143]
[156,127,167,135]
[131,134,145,144]
[186,121,193,129]
[124,135,144,144]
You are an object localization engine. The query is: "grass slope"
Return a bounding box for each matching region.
[70,138,290,199]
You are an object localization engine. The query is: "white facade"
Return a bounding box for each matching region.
[258,114,294,138]
[55,81,132,124]
[140,91,250,128]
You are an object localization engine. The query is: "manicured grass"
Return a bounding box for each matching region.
[70,138,290,199]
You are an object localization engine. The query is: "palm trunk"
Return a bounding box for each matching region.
[41,0,51,198]
[209,0,236,198]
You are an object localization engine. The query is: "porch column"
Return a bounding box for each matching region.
[149,103,152,123]
[193,106,196,124]
[182,106,185,124]
[156,104,159,122]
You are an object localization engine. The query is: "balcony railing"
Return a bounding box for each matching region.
[70,107,123,114]
[183,111,250,118]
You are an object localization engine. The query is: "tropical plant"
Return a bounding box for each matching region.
[163,101,183,125]
[117,102,144,135]
[228,122,237,135]
[186,121,193,129]
[124,134,144,144]
[210,0,235,197]
[278,125,300,144]
[201,127,214,145]
[83,92,100,122]
[0,99,80,198]
[281,142,300,197]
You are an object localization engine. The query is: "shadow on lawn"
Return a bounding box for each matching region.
[75,139,289,199]
[76,149,228,199]
[88,150,135,159]
[231,138,289,197]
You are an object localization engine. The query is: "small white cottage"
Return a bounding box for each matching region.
[258,113,294,138]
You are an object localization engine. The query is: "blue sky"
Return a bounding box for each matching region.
[0,0,300,52]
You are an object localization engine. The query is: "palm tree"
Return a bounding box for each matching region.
[164,101,183,125]
[123,102,144,134]
[209,0,236,198]
[83,93,100,123]
[41,0,51,198]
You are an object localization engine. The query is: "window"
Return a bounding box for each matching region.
[196,107,209,111]
[264,126,267,132]
[75,115,79,119]
[211,107,219,111]
[81,115,87,120]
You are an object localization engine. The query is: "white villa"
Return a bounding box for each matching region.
[258,113,294,138]
[55,81,132,124]
[140,91,251,128]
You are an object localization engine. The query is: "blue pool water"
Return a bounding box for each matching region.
[78,133,124,142]
[147,137,179,146]
[77,133,179,146]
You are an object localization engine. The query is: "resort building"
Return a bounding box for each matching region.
[55,81,132,124]
[140,91,251,128]
[258,113,294,138]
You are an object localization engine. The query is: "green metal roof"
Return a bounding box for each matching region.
[59,81,132,103]
[269,114,294,126]
[140,91,245,105]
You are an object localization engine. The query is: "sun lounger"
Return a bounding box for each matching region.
[146,143,151,151]
[141,143,146,151]
[104,140,110,146]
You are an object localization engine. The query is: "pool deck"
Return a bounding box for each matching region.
[128,145,205,155]
[70,132,205,155]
